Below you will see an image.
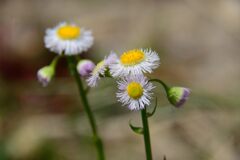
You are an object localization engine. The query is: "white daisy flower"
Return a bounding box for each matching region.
[116,75,154,110]
[44,22,94,55]
[110,48,160,77]
[87,52,117,87]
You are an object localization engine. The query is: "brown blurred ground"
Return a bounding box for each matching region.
[0,0,240,160]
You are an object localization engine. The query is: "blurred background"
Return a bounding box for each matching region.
[1,0,240,159]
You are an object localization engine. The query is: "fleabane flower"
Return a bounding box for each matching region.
[116,75,154,110]
[37,65,55,87]
[87,53,117,87]
[110,49,160,77]
[77,59,95,77]
[44,22,93,55]
[167,87,190,107]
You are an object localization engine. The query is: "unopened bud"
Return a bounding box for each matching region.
[37,66,55,87]
[77,59,95,77]
[167,87,190,107]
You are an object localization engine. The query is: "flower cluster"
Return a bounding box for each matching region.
[86,49,160,110]
[37,21,191,160]
[37,22,190,110]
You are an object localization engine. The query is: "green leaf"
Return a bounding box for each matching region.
[147,97,158,118]
[129,120,143,135]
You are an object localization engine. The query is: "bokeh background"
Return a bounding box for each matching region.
[1,0,240,159]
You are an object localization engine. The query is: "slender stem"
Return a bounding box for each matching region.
[50,55,61,68]
[67,56,105,160]
[149,79,169,92]
[141,108,153,160]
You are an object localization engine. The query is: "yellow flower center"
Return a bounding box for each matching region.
[57,25,81,40]
[120,49,145,66]
[127,82,143,99]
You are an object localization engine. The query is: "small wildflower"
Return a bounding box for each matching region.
[87,52,117,87]
[77,59,95,77]
[37,66,55,87]
[116,75,154,110]
[44,22,93,55]
[167,87,190,107]
[110,48,160,77]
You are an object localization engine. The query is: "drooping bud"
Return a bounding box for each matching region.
[77,59,95,77]
[37,65,55,87]
[167,87,190,107]
[37,56,60,87]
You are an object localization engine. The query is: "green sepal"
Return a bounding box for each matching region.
[147,97,158,118]
[129,120,143,135]
[104,68,112,78]
[99,68,112,78]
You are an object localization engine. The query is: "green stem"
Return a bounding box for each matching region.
[67,56,105,160]
[141,108,153,160]
[50,55,61,68]
[149,79,169,92]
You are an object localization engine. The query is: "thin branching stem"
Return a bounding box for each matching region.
[141,108,153,160]
[67,56,105,160]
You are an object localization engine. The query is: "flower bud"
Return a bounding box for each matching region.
[77,59,95,77]
[37,66,55,87]
[167,87,190,107]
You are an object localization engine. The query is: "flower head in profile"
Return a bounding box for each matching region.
[44,22,93,55]
[37,65,55,87]
[110,48,160,77]
[87,52,117,87]
[77,59,95,77]
[116,75,154,110]
[167,87,190,107]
